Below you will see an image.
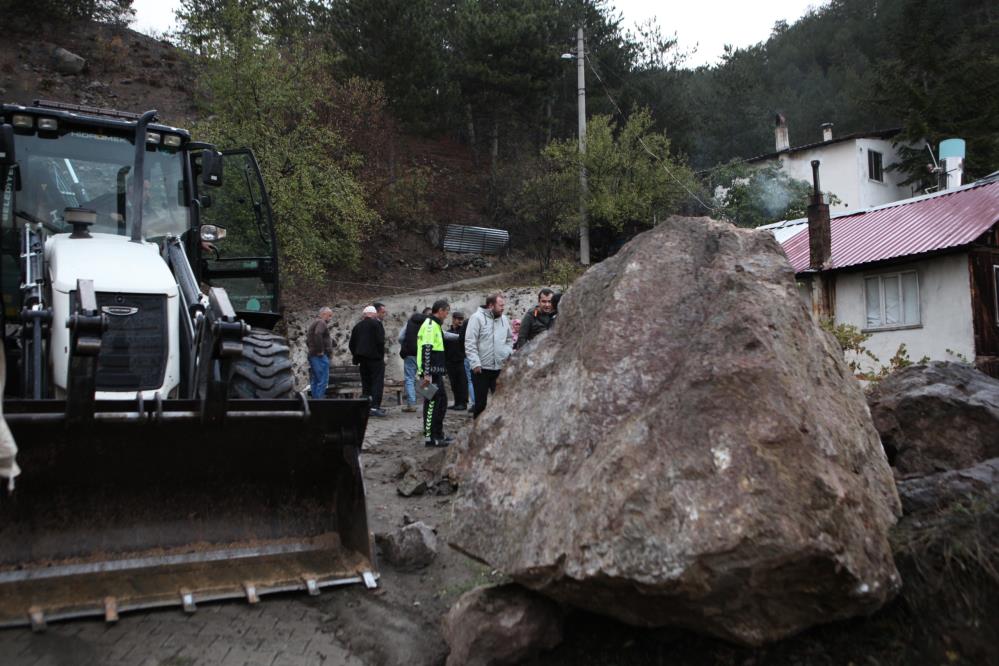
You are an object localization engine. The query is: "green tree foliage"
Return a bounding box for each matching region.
[545,108,695,235]
[878,0,999,183]
[504,153,579,271]
[322,0,459,132]
[710,162,813,228]
[0,0,133,26]
[177,0,380,282]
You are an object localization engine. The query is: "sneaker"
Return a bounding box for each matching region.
[467,404,475,413]
[402,404,417,413]
[443,435,455,444]
[425,438,450,448]
[369,408,387,417]
[451,404,467,410]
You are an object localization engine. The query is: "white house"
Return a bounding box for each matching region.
[750,115,918,213]
[777,174,999,378]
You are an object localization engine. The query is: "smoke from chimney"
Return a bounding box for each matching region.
[775,114,790,152]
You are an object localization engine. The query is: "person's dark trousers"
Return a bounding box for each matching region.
[471,369,500,418]
[359,359,385,409]
[422,374,448,441]
[446,361,468,407]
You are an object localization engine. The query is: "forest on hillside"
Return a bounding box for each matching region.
[5,0,997,279]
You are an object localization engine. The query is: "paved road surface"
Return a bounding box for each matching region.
[0,404,469,666]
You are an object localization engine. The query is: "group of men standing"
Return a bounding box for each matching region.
[304,287,560,446]
[306,301,390,418]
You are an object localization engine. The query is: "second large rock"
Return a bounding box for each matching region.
[450,216,901,646]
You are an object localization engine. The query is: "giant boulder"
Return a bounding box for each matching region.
[449,216,901,646]
[867,361,999,476]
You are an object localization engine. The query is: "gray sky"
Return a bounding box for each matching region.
[131,0,824,68]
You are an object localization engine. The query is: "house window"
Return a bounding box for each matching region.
[868,150,884,183]
[865,271,920,329]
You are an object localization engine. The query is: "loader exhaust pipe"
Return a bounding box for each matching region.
[129,109,158,243]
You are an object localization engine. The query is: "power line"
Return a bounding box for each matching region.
[584,54,717,213]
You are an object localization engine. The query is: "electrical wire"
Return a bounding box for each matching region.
[584,53,718,212]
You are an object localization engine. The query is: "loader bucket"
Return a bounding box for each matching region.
[0,397,374,630]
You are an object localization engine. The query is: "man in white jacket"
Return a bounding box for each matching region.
[464,292,514,418]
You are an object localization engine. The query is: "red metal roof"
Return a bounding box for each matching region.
[781,179,999,273]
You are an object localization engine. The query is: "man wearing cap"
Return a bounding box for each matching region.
[349,304,387,417]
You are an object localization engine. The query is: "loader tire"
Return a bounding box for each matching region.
[229,328,296,399]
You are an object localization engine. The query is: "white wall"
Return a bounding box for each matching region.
[766,138,916,213]
[779,141,859,212]
[854,138,915,209]
[833,253,975,373]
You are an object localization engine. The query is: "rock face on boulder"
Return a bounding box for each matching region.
[896,458,999,514]
[449,216,901,646]
[867,361,999,476]
[443,584,563,666]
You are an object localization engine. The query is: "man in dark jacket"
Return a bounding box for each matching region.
[349,304,387,416]
[444,311,469,410]
[306,306,334,398]
[398,307,431,412]
[515,288,557,350]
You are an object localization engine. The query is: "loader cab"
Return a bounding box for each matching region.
[193,149,281,330]
[0,103,282,332]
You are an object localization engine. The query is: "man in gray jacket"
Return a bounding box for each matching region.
[464,292,513,418]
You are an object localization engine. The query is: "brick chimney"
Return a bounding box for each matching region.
[807,160,831,270]
[775,114,790,152]
[821,122,833,142]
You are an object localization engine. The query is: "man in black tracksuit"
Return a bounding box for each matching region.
[398,307,431,412]
[443,311,469,410]
[349,304,387,417]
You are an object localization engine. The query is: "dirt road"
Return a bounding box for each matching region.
[0,405,490,666]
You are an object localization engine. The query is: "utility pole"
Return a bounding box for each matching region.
[575,27,589,265]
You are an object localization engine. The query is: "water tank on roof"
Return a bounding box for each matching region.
[939,138,965,190]
[939,138,965,160]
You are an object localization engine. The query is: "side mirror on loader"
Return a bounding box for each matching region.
[200,149,223,187]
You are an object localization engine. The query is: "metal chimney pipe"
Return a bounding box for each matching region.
[807,160,831,270]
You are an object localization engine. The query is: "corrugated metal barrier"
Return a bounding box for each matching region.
[442,224,510,255]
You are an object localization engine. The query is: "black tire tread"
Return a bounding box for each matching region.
[229,329,296,399]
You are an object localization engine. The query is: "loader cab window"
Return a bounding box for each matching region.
[11,129,188,240]
[199,150,280,322]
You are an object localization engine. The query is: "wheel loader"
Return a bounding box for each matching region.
[0,100,376,630]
